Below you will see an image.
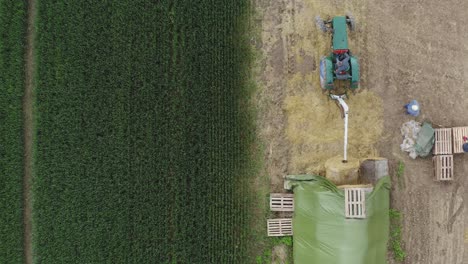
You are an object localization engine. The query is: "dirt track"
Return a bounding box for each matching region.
[23,0,36,263]
[255,0,468,263]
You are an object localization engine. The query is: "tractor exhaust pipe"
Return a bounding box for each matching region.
[330,94,349,163]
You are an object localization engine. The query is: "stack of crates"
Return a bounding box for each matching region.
[267,193,294,237]
[433,128,453,181]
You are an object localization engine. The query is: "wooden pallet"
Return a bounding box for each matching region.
[270,193,294,212]
[433,155,453,181]
[344,188,366,219]
[452,127,468,153]
[433,128,452,155]
[267,219,293,237]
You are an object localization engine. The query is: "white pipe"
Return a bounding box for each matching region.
[343,103,349,162]
[330,95,349,163]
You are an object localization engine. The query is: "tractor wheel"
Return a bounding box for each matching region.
[315,16,327,33]
[346,13,356,31]
[319,57,329,90]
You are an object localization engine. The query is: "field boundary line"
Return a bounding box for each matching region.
[23,0,37,263]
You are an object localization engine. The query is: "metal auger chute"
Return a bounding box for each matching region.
[330,94,349,163]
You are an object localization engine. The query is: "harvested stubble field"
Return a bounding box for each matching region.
[0,0,27,262]
[32,1,264,263]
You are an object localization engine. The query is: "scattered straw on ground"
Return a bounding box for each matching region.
[284,73,382,174]
[282,0,382,175]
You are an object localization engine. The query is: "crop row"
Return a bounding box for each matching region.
[0,0,27,263]
[33,1,258,263]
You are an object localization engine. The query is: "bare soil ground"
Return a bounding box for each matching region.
[23,0,36,263]
[254,0,468,263]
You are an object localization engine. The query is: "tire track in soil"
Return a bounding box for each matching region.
[23,0,36,263]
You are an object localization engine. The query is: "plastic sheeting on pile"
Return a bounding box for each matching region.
[286,175,390,264]
[400,121,434,159]
[414,122,434,157]
[400,120,421,158]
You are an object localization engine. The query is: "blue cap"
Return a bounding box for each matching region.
[406,100,420,116]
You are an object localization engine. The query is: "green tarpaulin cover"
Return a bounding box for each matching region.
[287,175,391,264]
[415,122,435,157]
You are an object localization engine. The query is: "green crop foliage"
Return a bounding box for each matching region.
[33,0,258,263]
[396,161,405,177]
[0,0,26,262]
[256,237,294,264]
[389,209,406,262]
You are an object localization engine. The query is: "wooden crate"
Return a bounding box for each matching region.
[433,128,452,155]
[433,155,453,181]
[267,219,293,237]
[270,193,294,212]
[452,127,468,153]
[344,188,366,219]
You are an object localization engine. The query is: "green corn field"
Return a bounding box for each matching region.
[33,1,259,263]
[0,0,26,262]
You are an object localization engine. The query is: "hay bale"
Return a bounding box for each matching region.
[325,156,360,185]
[359,158,388,184]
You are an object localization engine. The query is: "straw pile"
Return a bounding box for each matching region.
[284,73,383,174]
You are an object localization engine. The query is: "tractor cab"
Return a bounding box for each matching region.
[316,15,360,92]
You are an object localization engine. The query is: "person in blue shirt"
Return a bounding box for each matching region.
[404,100,420,117]
[463,136,468,153]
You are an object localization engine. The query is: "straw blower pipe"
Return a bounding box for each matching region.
[330,94,349,163]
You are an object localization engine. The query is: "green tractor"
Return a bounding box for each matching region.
[316,15,359,92]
